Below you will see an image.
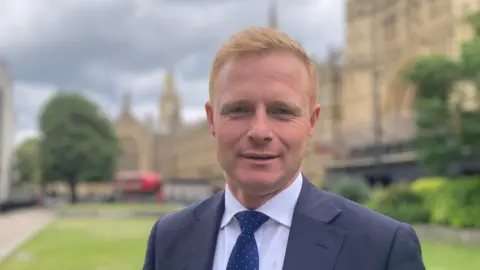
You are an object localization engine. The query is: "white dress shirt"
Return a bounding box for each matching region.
[212,172,303,270]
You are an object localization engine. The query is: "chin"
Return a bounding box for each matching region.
[234,170,284,192]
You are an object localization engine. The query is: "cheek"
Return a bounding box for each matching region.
[274,121,311,149]
[214,118,249,145]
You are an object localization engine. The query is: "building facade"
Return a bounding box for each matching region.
[0,60,14,204]
[316,0,480,183]
[114,72,215,200]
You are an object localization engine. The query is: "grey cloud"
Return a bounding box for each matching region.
[6,0,264,84]
[3,0,344,141]
[6,0,344,86]
[176,0,347,81]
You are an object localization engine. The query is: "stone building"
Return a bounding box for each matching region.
[115,72,181,174]
[114,72,216,179]
[316,0,480,183]
[0,60,14,204]
[114,72,215,200]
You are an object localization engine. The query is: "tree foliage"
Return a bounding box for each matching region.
[465,11,480,38]
[403,55,461,175]
[404,54,460,101]
[12,137,41,185]
[403,11,480,176]
[458,11,480,164]
[39,92,121,203]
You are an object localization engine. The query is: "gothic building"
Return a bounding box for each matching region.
[317,0,480,183]
[115,71,182,175]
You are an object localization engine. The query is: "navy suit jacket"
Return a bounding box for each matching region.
[143,176,425,270]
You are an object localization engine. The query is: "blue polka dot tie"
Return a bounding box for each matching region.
[226,210,269,270]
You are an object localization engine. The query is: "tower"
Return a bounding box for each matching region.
[268,0,278,29]
[158,71,182,133]
[120,90,133,116]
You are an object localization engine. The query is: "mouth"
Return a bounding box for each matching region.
[240,153,279,161]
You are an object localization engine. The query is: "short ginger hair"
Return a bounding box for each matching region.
[209,27,319,109]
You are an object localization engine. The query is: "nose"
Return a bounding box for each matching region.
[247,110,273,144]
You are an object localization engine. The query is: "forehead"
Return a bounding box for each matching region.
[214,51,310,104]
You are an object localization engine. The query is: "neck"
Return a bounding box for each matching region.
[226,171,300,210]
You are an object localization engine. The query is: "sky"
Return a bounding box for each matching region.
[0,0,345,145]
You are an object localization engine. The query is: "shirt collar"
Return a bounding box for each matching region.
[221,172,303,228]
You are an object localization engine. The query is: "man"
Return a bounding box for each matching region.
[143,27,425,270]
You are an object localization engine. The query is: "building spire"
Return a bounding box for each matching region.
[163,72,176,96]
[268,0,278,29]
[158,70,182,132]
[121,90,132,114]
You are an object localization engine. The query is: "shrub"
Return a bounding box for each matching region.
[323,174,371,204]
[412,177,447,193]
[412,176,448,210]
[367,183,430,224]
[430,176,480,228]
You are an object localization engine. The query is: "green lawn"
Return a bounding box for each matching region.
[422,241,480,270]
[0,217,479,270]
[60,202,184,212]
[0,218,158,270]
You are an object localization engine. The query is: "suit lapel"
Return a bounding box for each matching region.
[180,191,225,270]
[283,177,346,270]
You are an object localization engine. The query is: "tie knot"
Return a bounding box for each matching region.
[234,210,269,235]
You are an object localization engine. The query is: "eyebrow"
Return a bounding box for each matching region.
[269,100,304,113]
[219,99,249,114]
[220,99,305,114]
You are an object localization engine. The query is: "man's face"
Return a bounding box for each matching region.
[206,51,320,195]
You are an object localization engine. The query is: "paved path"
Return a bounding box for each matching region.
[0,208,54,262]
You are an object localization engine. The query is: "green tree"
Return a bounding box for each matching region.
[403,11,480,176]
[461,12,480,84]
[458,11,480,163]
[39,92,121,203]
[403,55,461,176]
[465,11,480,39]
[12,137,41,185]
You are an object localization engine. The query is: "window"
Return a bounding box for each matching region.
[429,0,439,17]
[462,2,471,14]
[408,0,422,24]
[319,83,332,107]
[384,14,397,41]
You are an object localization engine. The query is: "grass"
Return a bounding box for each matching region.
[0,218,158,270]
[422,241,480,270]
[60,202,184,212]
[0,217,479,270]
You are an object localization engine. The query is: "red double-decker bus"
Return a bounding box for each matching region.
[113,171,164,203]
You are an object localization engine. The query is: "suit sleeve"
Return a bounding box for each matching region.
[386,223,426,270]
[143,218,160,270]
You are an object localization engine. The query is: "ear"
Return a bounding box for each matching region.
[308,104,321,138]
[205,101,215,137]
